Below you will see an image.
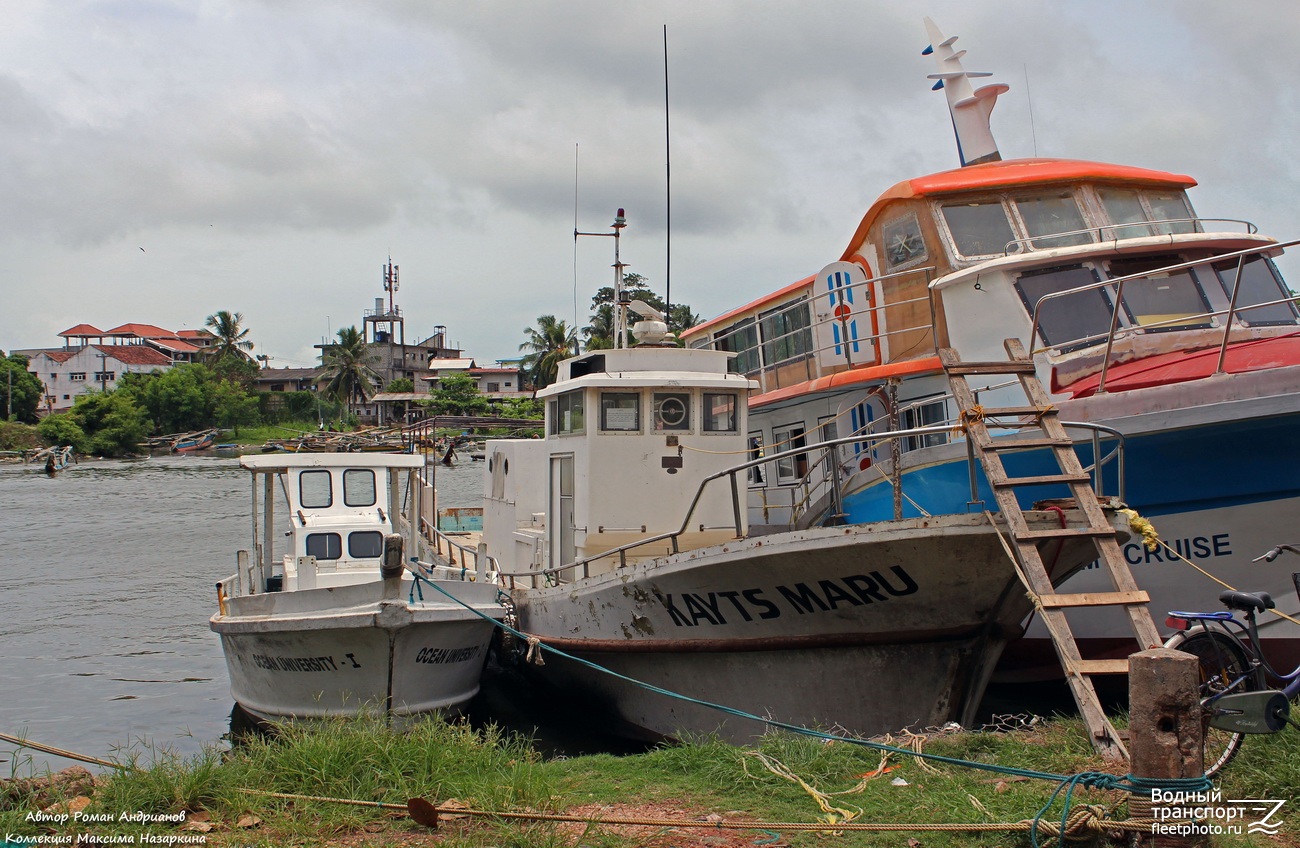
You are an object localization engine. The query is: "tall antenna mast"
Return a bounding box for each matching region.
[576,209,629,348]
[383,257,399,315]
[663,25,672,323]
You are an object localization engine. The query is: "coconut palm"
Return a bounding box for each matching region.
[519,315,579,390]
[204,310,254,361]
[320,326,380,410]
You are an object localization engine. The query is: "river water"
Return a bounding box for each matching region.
[0,452,487,776]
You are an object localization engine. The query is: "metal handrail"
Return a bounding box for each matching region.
[1001,217,1257,255]
[497,419,1126,588]
[1027,239,1300,393]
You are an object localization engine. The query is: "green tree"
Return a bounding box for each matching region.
[0,352,44,422]
[204,310,254,362]
[36,414,89,452]
[320,326,379,412]
[118,364,214,434]
[212,379,260,436]
[66,392,149,457]
[420,374,488,416]
[385,377,415,393]
[519,315,579,391]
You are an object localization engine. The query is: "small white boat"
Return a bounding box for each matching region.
[210,453,504,724]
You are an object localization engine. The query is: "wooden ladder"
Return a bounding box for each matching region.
[939,338,1162,762]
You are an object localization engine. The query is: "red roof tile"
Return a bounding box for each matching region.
[94,344,172,366]
[59,324,105,337]
[102,323,175,338]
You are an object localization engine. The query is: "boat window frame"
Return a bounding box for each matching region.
[549,390,585,436]
[702,392,739,433]
[772,423,808,483]
[342,469,377,507]
[305,532,342,560]
[1106,255,1215,333]
[758,297,814,369]
[599,391,641,433]
[299,469,333,509]
[935,196,1019,260]
[1013,263,1114,351]
[347,530,384,559]
[881,212,929,270]
[652,391,692,432]
[747,432,766,487]
[1212,255,1300,328]
[897,396,950,453]
[1009,189,1095,250]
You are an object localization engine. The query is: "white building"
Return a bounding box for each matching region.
[30,343,173,413]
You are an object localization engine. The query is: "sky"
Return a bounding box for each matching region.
[2,1,1298,368]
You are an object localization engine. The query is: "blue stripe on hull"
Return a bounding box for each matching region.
[842,414,1300,523]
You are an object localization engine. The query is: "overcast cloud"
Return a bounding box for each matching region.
[2,0,1297,366]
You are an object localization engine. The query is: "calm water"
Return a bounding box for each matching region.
[0,452,486,776]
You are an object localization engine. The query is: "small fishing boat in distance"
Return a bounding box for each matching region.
[172,429,217,452]
[210,453,505,724]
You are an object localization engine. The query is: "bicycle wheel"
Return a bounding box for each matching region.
[1165,629,1255,777]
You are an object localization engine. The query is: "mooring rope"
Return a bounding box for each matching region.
[0,731,133,772]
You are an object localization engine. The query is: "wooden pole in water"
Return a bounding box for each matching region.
[1127,648,1206,848]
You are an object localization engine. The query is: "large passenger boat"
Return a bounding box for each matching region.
[679,18,1300,678]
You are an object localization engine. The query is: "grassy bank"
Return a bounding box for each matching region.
[3,714,1296,847]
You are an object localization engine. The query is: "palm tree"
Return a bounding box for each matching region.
[519,315,579,390]
[583,305,615,351]
[320,326,379,412]
[204,310,254,361]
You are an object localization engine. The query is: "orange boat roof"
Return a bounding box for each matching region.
[840,157,1197,261]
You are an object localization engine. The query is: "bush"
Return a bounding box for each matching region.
[0,421,41,451]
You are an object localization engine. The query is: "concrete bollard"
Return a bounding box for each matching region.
[1127,648,1207,848]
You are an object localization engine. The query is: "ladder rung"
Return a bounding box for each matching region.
[1040,591,1152,608]
[1072,659,1132,675]
[944,360,1037,376]
[1016,526,1118,541]
[985,438,1071,451]
[992,473,1093,487]
[973,406,1056,418]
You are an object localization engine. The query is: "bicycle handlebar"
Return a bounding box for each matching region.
[1252,544,1300,563]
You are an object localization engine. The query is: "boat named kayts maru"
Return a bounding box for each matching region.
[478,276,1131,743]
[210,453,504,724]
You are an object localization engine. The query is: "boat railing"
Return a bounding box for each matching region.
[497,421,1126,589]
[410,466,500,575]
[703,265,939,393]
[1027,238,1300,392]
[1001,217,1257,254]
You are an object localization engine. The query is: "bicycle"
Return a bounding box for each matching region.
[1162,544,1300,776]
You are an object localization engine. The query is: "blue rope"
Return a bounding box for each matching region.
[411,576,1214,833]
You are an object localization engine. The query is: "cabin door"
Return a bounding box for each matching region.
[549,454,576,572]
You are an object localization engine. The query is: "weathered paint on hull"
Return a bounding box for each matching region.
[512,511,1114,742]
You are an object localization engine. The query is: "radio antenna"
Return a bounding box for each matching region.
[663,24,672,322]
[573,143,580,328]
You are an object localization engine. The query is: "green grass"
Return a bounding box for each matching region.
[2,714,1296,847]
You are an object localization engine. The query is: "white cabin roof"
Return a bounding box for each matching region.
[240,453,426,471]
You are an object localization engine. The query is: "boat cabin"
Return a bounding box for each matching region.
[482,345,756,580]
[238,453,429,593]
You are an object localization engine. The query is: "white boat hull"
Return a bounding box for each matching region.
[510,510,1118,743]
[212,578,502,723]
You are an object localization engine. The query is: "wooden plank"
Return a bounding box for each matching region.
[1039,590,1152,608]
[991,473,1093,487]
[1074,659,1133,675]
[1016,526,1121,541]
[940,360,1038,376]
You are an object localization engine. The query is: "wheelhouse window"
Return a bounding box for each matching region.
[714,318,760,374]
[1014,265,1112,349]
[600,392,640,431]
[1108,255,1212,332]
[343,469,377,507]
[758,298,813,366]
[549,390,585,435]
[940,199,1016,258]
[882,214,928,269]
[348,531,384,558]
[1213,256,1300,327]
[1147,192,1196,235]
[1097,188,1154,239]
[703,393,738,433]
[1013,191,1092,249]
[653,392,691,431]
[299,470,333,508]
[305,532,342,560]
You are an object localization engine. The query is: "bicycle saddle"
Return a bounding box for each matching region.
[1219,590,1275,613]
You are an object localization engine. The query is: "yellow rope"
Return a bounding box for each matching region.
[237,789,1153,839]
[0,732,134,772]
[1119,509,1300,626]
[741,751,875,826]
